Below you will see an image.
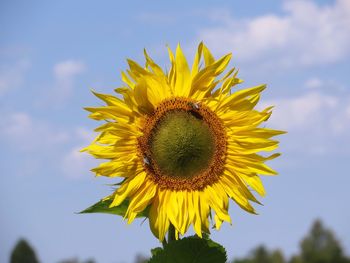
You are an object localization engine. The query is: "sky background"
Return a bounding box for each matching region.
[1,0,350,262]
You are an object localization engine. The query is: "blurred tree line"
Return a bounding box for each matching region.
[9,219,349,263]
[231,220,350,263]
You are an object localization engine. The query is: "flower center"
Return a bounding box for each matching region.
[150,111,215,178]
[138,98,227,191]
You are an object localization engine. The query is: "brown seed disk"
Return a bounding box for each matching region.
[137,97,227,191]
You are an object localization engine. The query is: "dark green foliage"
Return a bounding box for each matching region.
[251,246,271,263]
[270,250,285,263]
[231,219,350,263]
[149,235,227,263]
[298,219,350,263]
[58,259,95,263]
[232,245,284,263]
[133,254,149,263]
[10,239,39,263]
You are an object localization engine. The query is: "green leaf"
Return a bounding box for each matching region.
[151,247,163,257]
[79,198,150,218]
[149,236,227,263]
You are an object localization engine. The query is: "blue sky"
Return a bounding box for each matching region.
[1,0,350,262]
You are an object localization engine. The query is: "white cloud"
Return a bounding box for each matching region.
[197,0,350,68]
[54,60,85,99]
[54,60,85,79]
[0,110,96,179]
[61,127,98,179]
[303,77,346,93]
[346,105,350,117]
[305,77,323,89]
[329,97,350,135]
[62,146,94,179]
[0,112,69,152]
[0,59,30,96]
[262,91,350,155]
[264,92,338,131]
[46,60,86,107]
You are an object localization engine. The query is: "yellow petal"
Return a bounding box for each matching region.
[127,59,149,78]
[121,71,135,88]
[110,172,146,207]
[126,179,157,223]
[144,49,165,77]
[134,81,155,114]
[191,53,232,99]
[165,191,180,231]
[158,190,170,241]
[191,42,204,78]
[149,193,160,239]
[192,190,202,237]
[202,44,215,66]
[205,185,231,223]
[199,191,210,233]
[216,84,266,112]
[242,175,266,197]
[220,174,256,214]
[167,45,176,89]
[173,44,191,97]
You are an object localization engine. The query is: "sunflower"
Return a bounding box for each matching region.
[83,43,284,241]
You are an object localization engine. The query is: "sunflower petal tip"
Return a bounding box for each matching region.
[83,107,91,112]
[143,48,150,58]
[79,147,88,152]
[126,59,134,67]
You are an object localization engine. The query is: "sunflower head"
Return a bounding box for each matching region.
[83,42,285,241]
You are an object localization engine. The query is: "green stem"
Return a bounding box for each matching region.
[168,224,176,243]
[162,239,167,248]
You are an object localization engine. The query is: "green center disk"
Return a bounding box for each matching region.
[150,111,215,178]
